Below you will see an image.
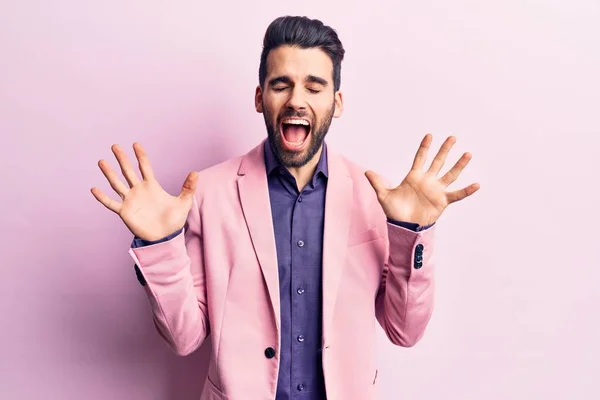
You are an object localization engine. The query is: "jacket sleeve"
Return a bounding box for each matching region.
[375,221,436,347]
[128,192,209,356]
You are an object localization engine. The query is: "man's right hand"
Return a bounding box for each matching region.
[91,143,198,242]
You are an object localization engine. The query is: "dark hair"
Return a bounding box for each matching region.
[259,16,345,92]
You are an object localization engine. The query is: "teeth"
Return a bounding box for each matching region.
[283,119,309,126]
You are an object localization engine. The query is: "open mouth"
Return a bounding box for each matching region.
[280,118,311,149]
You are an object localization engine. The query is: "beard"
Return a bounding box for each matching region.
[263,100,335,168]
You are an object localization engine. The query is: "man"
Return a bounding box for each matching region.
[91,15,479,400]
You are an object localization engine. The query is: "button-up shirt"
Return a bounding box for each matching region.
[263,139,328,399]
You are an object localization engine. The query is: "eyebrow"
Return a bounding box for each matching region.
[268,75,329,87]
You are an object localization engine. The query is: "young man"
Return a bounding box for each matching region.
[92,15,479,400]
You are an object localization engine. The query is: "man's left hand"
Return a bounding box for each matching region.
[365,134,480,227]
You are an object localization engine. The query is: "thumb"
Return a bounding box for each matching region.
[364,170,388,198]
[178,170,199,201]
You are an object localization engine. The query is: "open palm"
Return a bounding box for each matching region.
[91,143,198,241]
[366,134,480,226]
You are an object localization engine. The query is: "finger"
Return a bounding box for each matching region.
[446,183,480,204]
[98,159,129,197]
[111,144,141,187]
[133,142,155,181]
[364,170,389,199]
[178,171,199,200]
[411,133,433,171]
[427,135,456,175]
[90,187,122,214]
[440,152,472,187]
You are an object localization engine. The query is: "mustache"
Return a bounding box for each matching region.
[278,110,311,120]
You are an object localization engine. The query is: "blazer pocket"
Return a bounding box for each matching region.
[348,227,381,247]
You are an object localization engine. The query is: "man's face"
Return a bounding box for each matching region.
[255,45,343,168]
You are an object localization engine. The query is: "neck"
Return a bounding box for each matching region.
[286,144,324,192]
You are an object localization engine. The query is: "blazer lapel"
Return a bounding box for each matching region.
[321,147,353,346]
[236,139,354,346]
[237,139,281,333]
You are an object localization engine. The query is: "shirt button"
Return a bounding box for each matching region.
[297,240,304,247]
[297,334,305,342]
[297,287,305,295]
[298,196,302,202]
[297,383,305,391]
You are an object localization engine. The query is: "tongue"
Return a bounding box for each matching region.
[283,124,308,143]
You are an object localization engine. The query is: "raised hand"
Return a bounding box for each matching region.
[365,134,480,227]
[91,143,198,241]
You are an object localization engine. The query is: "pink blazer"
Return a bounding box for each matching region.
[129,139,435,400]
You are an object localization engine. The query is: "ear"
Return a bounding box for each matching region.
[255,85,263,113]
[333,91,343,118]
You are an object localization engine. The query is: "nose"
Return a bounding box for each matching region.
[285,86,307,111]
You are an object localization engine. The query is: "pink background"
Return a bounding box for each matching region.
[1,1,599,399]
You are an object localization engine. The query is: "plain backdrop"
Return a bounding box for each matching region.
[1,1,599,399]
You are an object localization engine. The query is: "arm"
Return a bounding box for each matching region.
[366,134,479,347]
[128,193,209,356]
[131,229,183,287]
[374,221,435,347]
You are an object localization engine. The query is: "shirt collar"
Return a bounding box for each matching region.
[264,139,329,178]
